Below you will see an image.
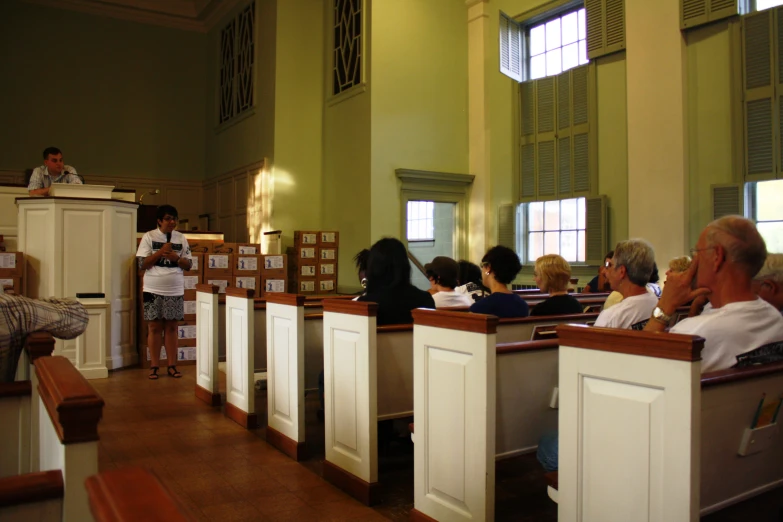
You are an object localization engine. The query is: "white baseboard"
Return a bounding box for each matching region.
[106,352,139,370]
[700,478,783,516]
[78,367,109,380]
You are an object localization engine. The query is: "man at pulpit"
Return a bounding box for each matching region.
[27,147,82,196]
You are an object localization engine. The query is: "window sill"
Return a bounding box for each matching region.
[214,106,256,134]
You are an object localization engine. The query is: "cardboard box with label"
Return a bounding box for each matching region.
[188,240,214,254]
[263,278,287,294]
[317,278,336,293]
[294,231,319,246]
[234,275,261,292]
[296,278,317,294]
[0,252,24,277]
[176,321,197,347]
[185,253,203,277]
[183,274,202,291]
[318,262,337,276]
[262,254,287,272]
[147,346,196,362]
[206,278,230,294]
[318,231,340,246]
[319,248,337,261]
[237,243,261,254]
[0,276,22,295]
[234,254,262,274]
[205,254,232,277]
[298,264,317,277]
[297,247,318,262]
[213,241,237,254]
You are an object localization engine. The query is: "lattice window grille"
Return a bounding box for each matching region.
[219,2,255,125]
[333,0,362,96]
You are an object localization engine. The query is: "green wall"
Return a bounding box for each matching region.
[204,0,276,179]
[369,0,469,241]
[0,0,206,180]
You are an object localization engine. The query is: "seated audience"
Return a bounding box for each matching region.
[645,216,783,372]
[352,248,370,301]
[358,237,435,324]
[469,246,529,318]
[667,255,692,278]
[594,239,658,329]
[28,146,82,196]
[455,260,489,302]
[583,250,613,293]
[753,253,783,312]
[0,293,89,382]
[647,263,662,297]
[425,256,472,308]
[530,254,583,316]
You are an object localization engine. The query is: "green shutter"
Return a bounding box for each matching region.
[537,77,557,198]
[499,12,523,82]
[711,183,744,219]
[497,204,518,250]
[681,0,738,30]
[520,81,536,201]
[586,0,625,59]
[743,9,776,181]
[571,66,591,195]
[585,195,608,265]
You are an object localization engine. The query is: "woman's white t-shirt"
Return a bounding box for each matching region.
[433,290,473,308]
[136,229,192,297]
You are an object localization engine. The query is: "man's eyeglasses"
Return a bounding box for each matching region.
[689,246,715,257]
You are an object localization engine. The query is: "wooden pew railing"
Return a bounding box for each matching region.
[223,287,258,429]
[0,470,64,522]
[194,284,220,406]
[86,467,194,522]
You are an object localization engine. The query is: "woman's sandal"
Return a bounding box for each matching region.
[167,366,182,378]
[148,366,159,380]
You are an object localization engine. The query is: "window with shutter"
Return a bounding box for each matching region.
[500,13,524,81]
[747,179,783,252]
[711,183,744,219]
[497,204,519,251]
[680,0,740,30]
[586,0,625,59]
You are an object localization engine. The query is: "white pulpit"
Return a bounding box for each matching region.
[16,195,138,370]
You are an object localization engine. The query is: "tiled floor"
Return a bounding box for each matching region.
[92,366,783,522]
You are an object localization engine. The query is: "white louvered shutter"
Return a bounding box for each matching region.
[743,9,776,181]
[572,66,591,195]
[500,12,523,82]
[586,0,625,59]
[520,81,536,201]
[537,77,557,198]
[497,204,518,250]
[585,195,607,265]
[711,184,743,219]
[681,0,739,30]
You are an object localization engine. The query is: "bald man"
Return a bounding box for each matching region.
[644,216,783,372]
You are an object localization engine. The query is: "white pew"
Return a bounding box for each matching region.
[557,324,703,522]
[0,470,63,522]
[411,308,498,522]
[224,287,259,429]
[265,293,306,460]
[195,284,220,406]
[36,355,104,522]
[496,312,598,344]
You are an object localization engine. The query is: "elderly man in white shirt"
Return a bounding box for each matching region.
[644,216,783,372]
[27,146,82,196]
[594,239,659,329]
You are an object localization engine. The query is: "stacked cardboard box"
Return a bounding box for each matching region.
[289,231,338,295]
[183,253,203,321]
[261,253,287,295]
[0,251,24,295]
[204,252,232,294]
[234,253,262,293]
[237,243,261,254]
[317,231,339,294]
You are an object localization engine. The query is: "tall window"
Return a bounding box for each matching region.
[407,201,434,241]
[756,0,783,11]
[219,2,255,125]
[333,0,362,96]
[749,180,783,252]
[521,197,586,262]
[529,9,588,80]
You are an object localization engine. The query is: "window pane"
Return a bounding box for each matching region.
[757,0,783,11]
[562,12,578,45]
[530,24,546,56]
[529,202,544,231]
[562,42,579,72]
[577,230,586,262]
[529,232,544,262]
[756,179,783,221]
[544,231,560,254]
[546,48,562,76]
[561,198,578,230]
[531,54,547,79]
[546,19,561,51]
[577,197,586,229]
[407,222,414,238]
[578,40,588,65]
[578,8,586,40]
[544,200,560,231]
[561,231,577,262]
[758,222,783,253]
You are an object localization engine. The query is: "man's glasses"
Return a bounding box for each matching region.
[689,246,715,257]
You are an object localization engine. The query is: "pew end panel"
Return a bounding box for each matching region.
[266,294,307,461]
[322,300,379,505]
[195,285,221,406]
[412,309,498,522]
[700,363,783,515]
[557,325,704,522]
[376,327,414,420]
[0,381,32,478]
[0,470,63,522]
[224,288,258,429]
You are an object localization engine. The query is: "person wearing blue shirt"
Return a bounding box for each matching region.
[469,246,529,318]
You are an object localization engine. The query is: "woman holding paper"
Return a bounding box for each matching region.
[136,205,193,380]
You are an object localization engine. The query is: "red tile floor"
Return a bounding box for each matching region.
[92,366,783,522]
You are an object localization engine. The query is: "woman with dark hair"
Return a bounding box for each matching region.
[469,246,529,318]
[357,237,435,324]
[455,260,489,302]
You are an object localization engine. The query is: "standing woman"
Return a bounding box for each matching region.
[136,205,193,380]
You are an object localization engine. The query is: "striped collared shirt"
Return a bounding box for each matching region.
[0,294,88,382]
[27,165,82,190]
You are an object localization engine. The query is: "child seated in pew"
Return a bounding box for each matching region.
[531,254,583,316]
[425,256,472,308]
[358,237,435,324]
[455,260,489,302]
[469,246,529,318]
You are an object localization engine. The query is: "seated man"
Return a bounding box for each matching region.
[28,146,82,196]
[425,256,472,308]
[753,253,783,312]
[0,293,89,382]
[644,216,783,372]
[594,239,658,329]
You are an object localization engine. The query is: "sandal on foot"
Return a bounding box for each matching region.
[148,366,159,380]
[167,366,182,378]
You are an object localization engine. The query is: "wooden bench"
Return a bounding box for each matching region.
[0,470,63,522]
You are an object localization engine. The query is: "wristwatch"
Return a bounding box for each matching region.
[651,306,672,325]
